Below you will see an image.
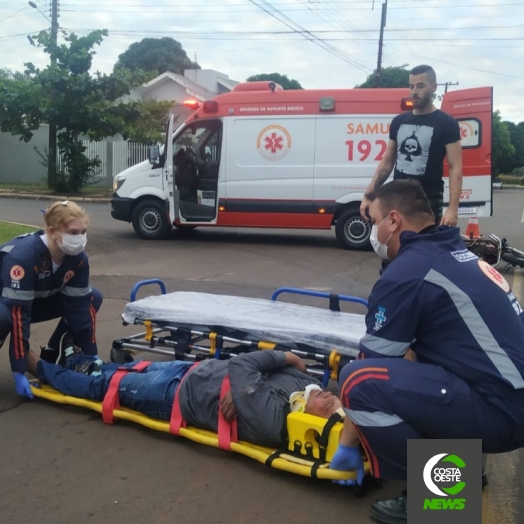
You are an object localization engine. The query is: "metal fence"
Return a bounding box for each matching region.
[0,127,151,187]
[56,140,150,184]
[67,140,150,181]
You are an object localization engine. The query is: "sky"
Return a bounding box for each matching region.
[1,0,524,123]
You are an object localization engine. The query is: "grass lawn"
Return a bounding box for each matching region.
[0,222,39,244]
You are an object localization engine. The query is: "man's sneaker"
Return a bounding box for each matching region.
[40,345,60,364]
[370,490,407,524]
[74,359,103,376]
[482,469,488,489]
[57,332,80,367]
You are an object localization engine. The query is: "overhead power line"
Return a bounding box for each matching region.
[245,0,371,72]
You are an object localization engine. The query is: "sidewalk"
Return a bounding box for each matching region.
[0,188,111,203]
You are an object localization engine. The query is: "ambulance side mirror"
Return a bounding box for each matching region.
[148,145,160,165]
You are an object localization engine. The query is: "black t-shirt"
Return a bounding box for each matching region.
[389,110,460,198]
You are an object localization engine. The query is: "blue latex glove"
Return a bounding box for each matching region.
[329,443,365,486]
[13,373,34,399]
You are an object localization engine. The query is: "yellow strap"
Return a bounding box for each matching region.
[209,332,217,357]
[258,341,277,350]
[329,350,341,381]
[144,320,153,342]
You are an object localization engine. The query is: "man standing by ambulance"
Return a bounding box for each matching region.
[360,64,463,230]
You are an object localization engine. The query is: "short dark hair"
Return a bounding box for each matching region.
[365,180,435,222]
[409,64,436,84]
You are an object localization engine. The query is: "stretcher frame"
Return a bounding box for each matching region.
[30,280,370,483]
[111,280,369,387]
[30,382,368,481]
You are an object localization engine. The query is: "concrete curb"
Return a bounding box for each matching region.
[0,191,110,203]
[1,220,40,228]
[0,185,521,204]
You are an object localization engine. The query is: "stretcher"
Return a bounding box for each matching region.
[112,280,369,385]
[30,281,371,484]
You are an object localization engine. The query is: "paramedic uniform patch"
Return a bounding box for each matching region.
[478,260,510,293]
[10,265,25,280]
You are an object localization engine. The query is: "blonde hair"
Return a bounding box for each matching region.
[44,200,89,232]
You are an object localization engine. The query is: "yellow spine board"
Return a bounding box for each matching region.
[30,383,368,481]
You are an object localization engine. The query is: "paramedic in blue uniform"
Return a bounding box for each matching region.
[330,180,524,524]
[0,201,103,399]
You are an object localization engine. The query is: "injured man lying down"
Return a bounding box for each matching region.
[27,348,344,448]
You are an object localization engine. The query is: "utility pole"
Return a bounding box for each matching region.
[438,81,459,93]
[48,0,59,188]
[374,0,387,88]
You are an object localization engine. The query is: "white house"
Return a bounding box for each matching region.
[126,68,239,125]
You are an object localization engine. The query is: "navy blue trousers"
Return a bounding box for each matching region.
[0,287,103,352]
[339,358,522,480]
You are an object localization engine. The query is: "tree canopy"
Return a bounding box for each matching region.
[246,73,303,90]
[115,37,199,76]
[492,110,515,176]
[356,66,409,88]
[0,30,172,192]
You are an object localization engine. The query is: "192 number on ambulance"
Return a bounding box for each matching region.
[346,139,387,162]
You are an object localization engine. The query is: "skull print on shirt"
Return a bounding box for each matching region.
[396,124,434,176]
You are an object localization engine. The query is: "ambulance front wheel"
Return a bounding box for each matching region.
[335,208,371,250]
[132,199,172,240]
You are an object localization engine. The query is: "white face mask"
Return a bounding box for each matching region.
[370,218,393,260]
[58,233,87,256]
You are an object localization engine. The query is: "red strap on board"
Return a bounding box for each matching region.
[102,361,152,424]
[169,362,200,436]
[217,375,238,451]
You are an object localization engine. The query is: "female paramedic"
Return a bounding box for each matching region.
[0,200,103,399]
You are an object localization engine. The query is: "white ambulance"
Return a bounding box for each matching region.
[110,81,493,249]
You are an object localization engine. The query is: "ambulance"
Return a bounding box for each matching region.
[110,81,493,249]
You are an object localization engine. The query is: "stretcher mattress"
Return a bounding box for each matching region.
[30,382,366,482]
[122,292,367,356]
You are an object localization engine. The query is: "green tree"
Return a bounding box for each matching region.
[246,73,303,90]
[115,37,199,76]
[0,30,171,193]
[356,66,409,88]
[0,69,29,81]
[504,121,524,173]
[491,110,515,177]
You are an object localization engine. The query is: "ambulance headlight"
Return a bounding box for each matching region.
[113,176,126,192]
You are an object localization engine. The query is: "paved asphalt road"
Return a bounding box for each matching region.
[0,188,523,524]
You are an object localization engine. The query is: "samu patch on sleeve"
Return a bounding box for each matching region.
[10,265,25,281]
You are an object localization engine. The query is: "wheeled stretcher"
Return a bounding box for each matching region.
[30,281,370,483]
[113,280,368,385]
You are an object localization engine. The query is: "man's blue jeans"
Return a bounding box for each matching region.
[37,356,194,420]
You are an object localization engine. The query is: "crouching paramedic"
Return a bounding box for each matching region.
[28,349,343,448]
[329,180,524,524]
[0,201,102,399]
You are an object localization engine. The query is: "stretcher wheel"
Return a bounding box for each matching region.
[110,347,134,364]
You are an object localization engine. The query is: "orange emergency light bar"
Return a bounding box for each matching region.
[183,99,201,111]
[401,98,414,110]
